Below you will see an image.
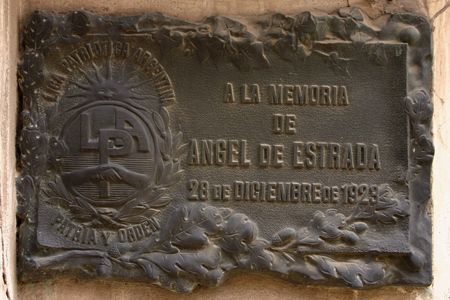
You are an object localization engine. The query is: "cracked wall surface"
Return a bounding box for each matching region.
[0,0,449,299]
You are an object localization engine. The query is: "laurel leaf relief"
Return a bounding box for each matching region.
[347,184,409,224]
[269,209,369,251]
[306,255,386,288]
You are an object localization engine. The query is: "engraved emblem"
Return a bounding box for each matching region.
[61,105,154,204]
[43,57,186,228]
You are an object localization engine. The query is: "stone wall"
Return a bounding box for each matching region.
[1,0,449,298]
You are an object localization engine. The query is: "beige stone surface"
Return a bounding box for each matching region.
[0,0,447,299]
[0,0,20,299]
[18,276,432,300]
[428,0,450,299]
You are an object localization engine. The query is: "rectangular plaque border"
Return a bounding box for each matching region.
[16,9,433,291]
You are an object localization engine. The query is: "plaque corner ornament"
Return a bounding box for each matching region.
[17,7,433,291]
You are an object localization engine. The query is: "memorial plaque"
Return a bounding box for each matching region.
[17,9,433,291]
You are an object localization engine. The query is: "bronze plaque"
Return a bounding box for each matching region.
[17,9,433,291]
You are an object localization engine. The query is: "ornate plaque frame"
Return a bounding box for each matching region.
[17,8,433,291]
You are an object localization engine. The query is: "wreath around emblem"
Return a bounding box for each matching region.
[43,107,187,228]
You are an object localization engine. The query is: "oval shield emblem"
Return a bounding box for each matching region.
[60,102,157,206]
[39,55,185,230]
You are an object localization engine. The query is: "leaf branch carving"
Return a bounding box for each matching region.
[306,255,386,287]
[24,203,387,291]
[269,209,369,253]
[123,204,274,290]
[152,17,270,71]
[347,184,409,224]
[405,90,434,167]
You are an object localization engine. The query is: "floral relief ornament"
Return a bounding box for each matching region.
[17,8,432,291]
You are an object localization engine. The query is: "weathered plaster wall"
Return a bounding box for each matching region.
[0,0,19,299]
[427,0,450,299]
[0,0,448,298]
